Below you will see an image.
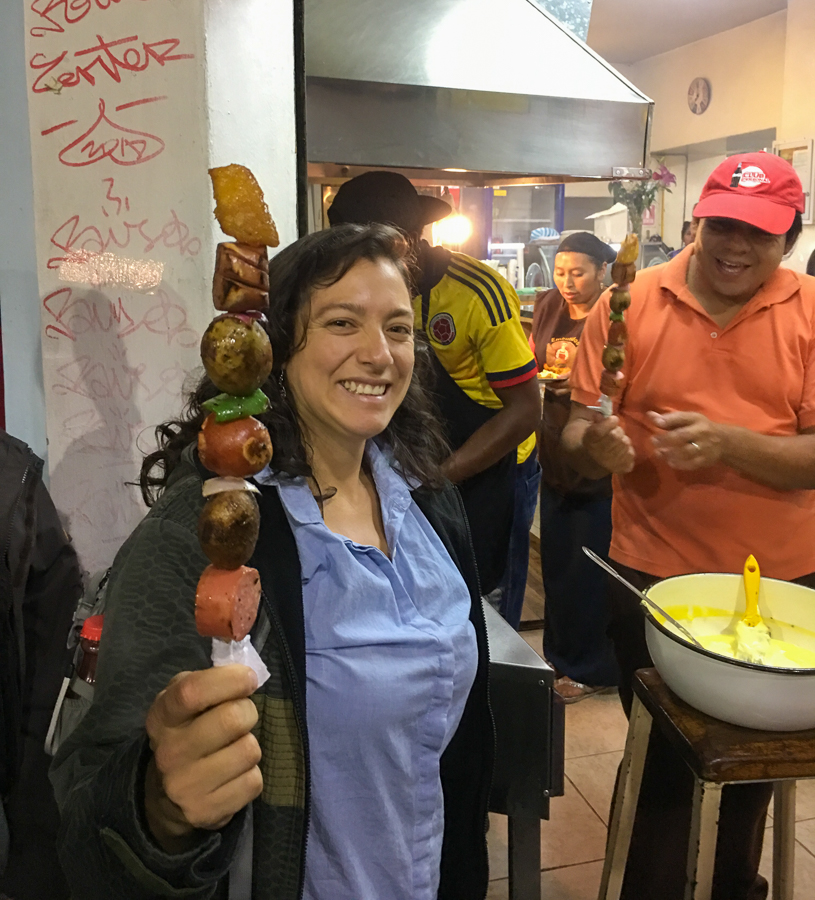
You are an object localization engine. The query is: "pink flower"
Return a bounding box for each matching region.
[652,163,676,189]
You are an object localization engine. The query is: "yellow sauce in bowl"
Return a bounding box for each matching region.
[655,605,815,670]
[694,632,815,668]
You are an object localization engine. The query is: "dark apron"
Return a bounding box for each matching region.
[420,251,515,595]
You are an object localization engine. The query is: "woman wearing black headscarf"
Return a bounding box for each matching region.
[530,232,619,702]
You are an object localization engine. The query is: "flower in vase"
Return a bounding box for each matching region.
[652,163,677,189]
[608,160,676,236]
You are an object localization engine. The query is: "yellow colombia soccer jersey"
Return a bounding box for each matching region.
[413,251,537,463]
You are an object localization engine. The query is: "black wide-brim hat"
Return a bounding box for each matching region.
[327,171,452,234]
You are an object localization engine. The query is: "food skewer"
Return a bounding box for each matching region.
[597,233,639,416]
[192,164,280,683]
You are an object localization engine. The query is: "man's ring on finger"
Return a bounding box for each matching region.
[689,441,700,452]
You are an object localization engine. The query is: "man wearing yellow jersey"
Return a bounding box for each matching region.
[329,172,541,615]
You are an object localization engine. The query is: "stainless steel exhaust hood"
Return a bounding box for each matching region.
[305,0,653,185]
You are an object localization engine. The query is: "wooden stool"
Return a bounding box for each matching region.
[599,668,815,900]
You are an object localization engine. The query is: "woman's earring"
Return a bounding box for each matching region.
[278,371,287,399]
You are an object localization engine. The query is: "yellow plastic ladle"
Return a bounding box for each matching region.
[742,554,763,627]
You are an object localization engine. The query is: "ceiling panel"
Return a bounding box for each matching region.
[587,0,786,65]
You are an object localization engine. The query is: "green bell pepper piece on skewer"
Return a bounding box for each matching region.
[202,388,269,423]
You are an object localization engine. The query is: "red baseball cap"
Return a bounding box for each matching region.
[694,151,805,235]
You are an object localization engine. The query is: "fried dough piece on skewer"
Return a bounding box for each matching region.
[209,164,280,248]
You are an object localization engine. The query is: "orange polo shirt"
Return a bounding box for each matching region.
[569,249,815,580]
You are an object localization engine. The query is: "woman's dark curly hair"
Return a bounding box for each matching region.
[139,223,449,505]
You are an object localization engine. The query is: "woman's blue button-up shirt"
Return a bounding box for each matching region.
[257,443,477,900]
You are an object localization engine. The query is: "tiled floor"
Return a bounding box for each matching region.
[488,627,815,899]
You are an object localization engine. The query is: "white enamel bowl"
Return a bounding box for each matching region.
[644,573,815,731]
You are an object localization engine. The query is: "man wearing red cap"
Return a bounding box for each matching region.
[563,152,812,899]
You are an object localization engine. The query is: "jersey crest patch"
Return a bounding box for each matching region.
[429,312,456,345]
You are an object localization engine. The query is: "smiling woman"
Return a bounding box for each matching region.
[139,224,449,503]
[52,223,495,900]
[285,257,416,460]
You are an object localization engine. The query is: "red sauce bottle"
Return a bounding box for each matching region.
[67,614,104,698]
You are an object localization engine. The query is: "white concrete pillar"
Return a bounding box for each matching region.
[22,0,298,572]
[1,0,45,457]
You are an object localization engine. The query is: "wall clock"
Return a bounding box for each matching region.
[688,77,711,115]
